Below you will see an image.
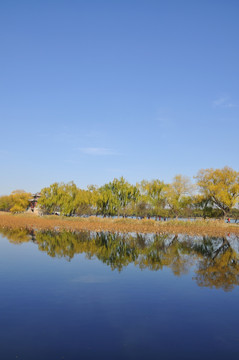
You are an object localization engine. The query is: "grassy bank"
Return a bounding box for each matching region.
[0,211,238,236]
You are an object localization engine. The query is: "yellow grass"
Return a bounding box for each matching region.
[0,211,238,236]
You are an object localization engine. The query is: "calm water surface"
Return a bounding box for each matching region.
[0,229,239,360]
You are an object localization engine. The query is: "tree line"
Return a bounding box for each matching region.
[0,166,239,219]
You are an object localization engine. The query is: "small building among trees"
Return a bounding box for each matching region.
[28,193,41,213]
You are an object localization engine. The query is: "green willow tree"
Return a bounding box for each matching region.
[39,182,94,216]
[138,179,166,217]
[94,177,139,217]
[110,177,139,217]
[39,182,63,214]
[96,184,119,216]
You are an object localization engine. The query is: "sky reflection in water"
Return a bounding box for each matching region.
[0,229,239,360]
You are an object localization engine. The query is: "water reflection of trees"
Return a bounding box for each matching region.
[1,228,239,291]
[191,237,239,291]
[0,227,30,243]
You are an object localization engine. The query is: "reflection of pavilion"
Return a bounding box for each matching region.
[28,193,41,213]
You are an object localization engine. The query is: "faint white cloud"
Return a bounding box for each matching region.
[80,147,117,155]
[212,97,237,108]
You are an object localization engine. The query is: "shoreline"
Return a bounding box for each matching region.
[0,212,239,236]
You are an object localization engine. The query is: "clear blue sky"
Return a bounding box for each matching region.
[0,0,238,195]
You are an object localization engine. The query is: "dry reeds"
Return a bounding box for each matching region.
[0,211,238,236]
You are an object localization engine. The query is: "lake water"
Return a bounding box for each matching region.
[0,229,239,359]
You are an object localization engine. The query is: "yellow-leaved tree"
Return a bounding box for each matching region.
[10,190,31,213]
[195,166,239,218]
[165,175,193,218]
